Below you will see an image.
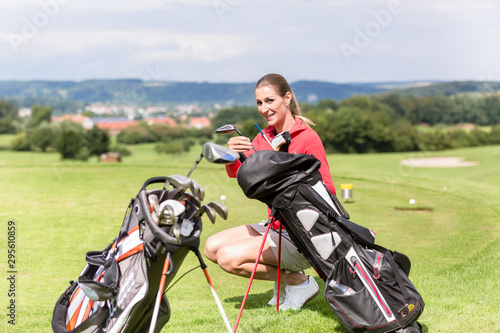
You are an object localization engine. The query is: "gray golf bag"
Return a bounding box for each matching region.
[52,176,208,333]
[237,151,424,333]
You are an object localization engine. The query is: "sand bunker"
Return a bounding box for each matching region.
[400,157,478,168]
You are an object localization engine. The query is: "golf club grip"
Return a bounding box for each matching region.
[141,177,170,190]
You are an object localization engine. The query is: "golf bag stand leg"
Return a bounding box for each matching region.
[233,221,273,333]
[276,221,282,313]
[149,252,174,333]
[191,247,233,333]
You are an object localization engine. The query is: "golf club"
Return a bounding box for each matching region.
[159,174,193,202]
[158,200,185,226]
[206,201,228,220]
[215,124,257,152]
[188,204,216,224]
[254,123,274,150]
[148,194,160,213]
[171,221,182,243]
[199,205,217,224]
[180,192,201,208]
[190,179,205,201]
[187,142,240,177]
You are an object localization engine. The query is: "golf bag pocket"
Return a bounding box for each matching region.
[78,253,119,301]
[52,226,149,333]
[52,281,108,333]
[325,246,424,333]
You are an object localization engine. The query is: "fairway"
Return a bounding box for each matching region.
[1,143,499,332]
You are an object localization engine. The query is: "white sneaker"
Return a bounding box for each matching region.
[280,276,319,310]
[268,282,286,306]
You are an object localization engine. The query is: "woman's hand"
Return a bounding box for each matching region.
[228,136,253,153]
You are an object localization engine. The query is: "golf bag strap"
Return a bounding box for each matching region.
[85,246,111,266]
[385,250,412,302]
[297,184,374,243]
[118,199,135,243]
[353,236,413,303]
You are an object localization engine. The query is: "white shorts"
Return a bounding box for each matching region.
[250,222,311,272]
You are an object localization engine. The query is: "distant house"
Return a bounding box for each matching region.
[453,123,476,131]
[51,115,186,136]
[189,117,211,129]
[92,118,140,136]
[147,117,177,127]
[51,114,94,130]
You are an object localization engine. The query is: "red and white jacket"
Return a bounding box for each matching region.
[225,117,336,229]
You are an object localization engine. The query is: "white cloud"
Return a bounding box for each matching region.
[2,28,257,63]
[1,0,499,82]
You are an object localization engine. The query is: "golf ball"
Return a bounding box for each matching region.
[220,195,226,201]
[409,199,416,205]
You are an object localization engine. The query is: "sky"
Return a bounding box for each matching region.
[0,0,499,84]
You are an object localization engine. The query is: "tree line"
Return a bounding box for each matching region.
[1,101,113,160]
[212,93,500,153]
[2,91,500,158]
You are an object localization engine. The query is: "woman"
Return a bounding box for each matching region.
[204,73,336,310]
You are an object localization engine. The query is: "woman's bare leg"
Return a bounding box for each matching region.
[204,225,307,285]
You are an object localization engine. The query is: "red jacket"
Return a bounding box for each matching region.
[226,118,336,228]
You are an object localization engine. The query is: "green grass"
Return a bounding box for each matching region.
[0,134,15,148]
[1,144,499,332]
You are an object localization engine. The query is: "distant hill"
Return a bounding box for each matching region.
[1,79,499,114]
[389,80,500,97]
[0,79,391,106]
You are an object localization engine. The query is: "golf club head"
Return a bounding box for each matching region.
[206,201,228,220]
[195,205,216,224]
[172,221,182,244]
[166,174,192,190]
[215,124,240,135]
[204,205,216,224]
[190,179,205,201]
[158,203,175,225]
[181,192,201,208]
[202,142,239,164]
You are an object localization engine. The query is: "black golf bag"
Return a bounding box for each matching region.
[237,151,424,333]
[52,177,209,333]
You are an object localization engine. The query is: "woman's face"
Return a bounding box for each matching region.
[255,85,293,131]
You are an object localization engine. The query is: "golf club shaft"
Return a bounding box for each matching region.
[233,222,272,332]
[158,181,170,203]
[187,154,204,177]
[149,256,171,333]
[254,123,274,150]
[232,128,257,152]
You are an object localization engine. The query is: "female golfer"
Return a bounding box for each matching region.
[204,73,336,310]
